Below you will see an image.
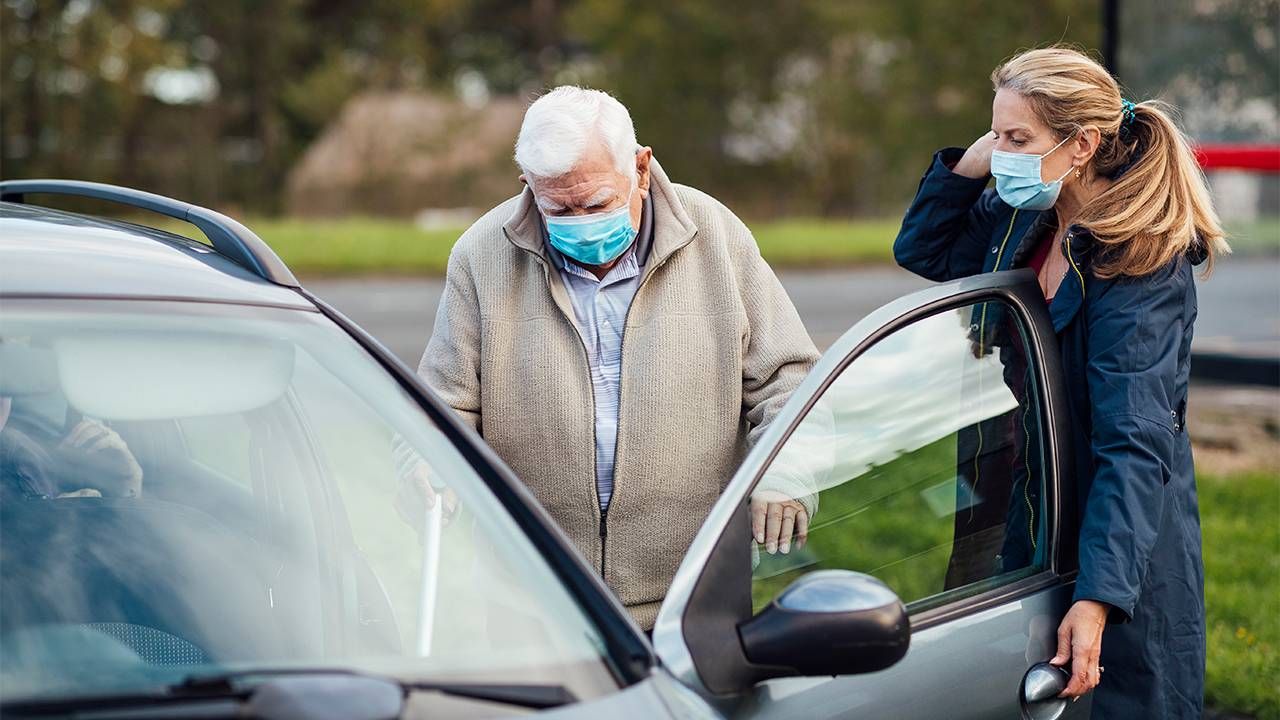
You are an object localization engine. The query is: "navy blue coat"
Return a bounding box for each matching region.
[894,148,1206,719]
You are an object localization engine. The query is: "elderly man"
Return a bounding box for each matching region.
[410,86,819,629]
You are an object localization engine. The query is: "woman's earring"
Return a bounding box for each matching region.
[1074,166,1082,180]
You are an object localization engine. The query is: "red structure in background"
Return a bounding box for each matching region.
[1194,144,1280,172]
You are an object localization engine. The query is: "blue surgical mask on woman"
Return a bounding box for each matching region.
[990,132,1076,211]
[543,188,638,266]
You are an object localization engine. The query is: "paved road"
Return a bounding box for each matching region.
[308,257,1280,368]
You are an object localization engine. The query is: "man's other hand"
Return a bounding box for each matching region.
[750,489,809,554]
[394,456,460,534]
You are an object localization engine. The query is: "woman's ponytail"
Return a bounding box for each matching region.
[1081,100,1229,278]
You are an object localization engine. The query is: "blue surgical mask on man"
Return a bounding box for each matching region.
[543,188,638,266]
[990,132,1076,211]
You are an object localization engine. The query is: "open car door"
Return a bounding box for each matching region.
[654,269,1092,720]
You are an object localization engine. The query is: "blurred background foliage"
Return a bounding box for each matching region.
[1,0,1274,222]
[2,0,1106,217]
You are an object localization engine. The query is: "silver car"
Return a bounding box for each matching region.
[0,180,1087,719]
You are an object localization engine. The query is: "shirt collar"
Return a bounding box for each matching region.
[558,242,641,284]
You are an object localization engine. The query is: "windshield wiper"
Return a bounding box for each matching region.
[401,679,577,709]
[2,668,578,718]
[179,669,577,710]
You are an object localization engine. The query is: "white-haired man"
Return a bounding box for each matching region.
[409,86,819,630]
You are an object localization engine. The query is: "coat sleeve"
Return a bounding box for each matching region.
[1071,264,1187,622]
[893,147,1001,282]
[734,231,823,517]
[417,244,483,433]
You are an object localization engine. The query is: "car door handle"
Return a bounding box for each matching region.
[1020,662,1070,720]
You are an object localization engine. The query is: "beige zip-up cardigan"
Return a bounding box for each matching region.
[418,160,819,629]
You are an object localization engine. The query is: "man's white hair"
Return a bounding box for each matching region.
[514,86,638,182]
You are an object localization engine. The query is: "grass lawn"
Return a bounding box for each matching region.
[146,214,1276,276]
[1200,471,1280,719]
[151,215,906,275]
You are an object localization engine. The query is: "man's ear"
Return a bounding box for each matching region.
[635,147,653,196]
[518,173,528,186]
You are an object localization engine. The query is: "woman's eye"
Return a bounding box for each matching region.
[1011,139,1027,147]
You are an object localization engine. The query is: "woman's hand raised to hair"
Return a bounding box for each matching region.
[953,132,998,179]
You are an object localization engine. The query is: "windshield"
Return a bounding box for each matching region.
[0,299,615,703]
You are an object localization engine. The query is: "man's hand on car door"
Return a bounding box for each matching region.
[751,489,809,554]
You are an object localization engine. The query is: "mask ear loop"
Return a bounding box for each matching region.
[1040,128,1076,159]
[1044,129,1079,184]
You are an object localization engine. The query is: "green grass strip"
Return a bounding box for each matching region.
[143,214,1277,276]
[1201,471,1280,718]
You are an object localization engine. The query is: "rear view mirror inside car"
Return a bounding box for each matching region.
[54,332,294,420]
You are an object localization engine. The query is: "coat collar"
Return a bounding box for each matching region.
[501,157,699,276]
[1005,210,1208,334]
[1049,229,1089,334]
[1003,208,1088,334]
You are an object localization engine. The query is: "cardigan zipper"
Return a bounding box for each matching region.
[601,237,692,575]
[521,232,696,581]
[598,506,609,577]
[527,252,609,577]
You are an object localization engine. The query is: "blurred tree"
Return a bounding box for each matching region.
[2,0,184,187]
[2,0,1108,217]
[2,0,572,212]
[1118,0,1278,142]
[162,1,307,211]
[565,0,824,202]
[570,0,1099,216]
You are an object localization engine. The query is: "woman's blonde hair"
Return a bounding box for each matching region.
[992,46,1229,278]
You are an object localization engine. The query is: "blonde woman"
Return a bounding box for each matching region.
[894,46,1227,718]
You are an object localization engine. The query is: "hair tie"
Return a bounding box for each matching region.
[1120,99,1137,127]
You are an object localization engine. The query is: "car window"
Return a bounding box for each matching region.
[0,300,616,705]
[178,413,253,488]
[750,299,1048,614]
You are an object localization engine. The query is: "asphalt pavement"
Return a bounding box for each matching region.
[307,256,1280,372]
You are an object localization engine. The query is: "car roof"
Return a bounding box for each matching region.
[0,202,313,309]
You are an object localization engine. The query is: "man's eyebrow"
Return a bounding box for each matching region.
[582,187,617,208]
[535,195,566,212]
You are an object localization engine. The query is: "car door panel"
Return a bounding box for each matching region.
[736,583,1088,720]
[654,270,1084,718]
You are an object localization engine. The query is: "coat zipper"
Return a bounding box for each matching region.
[598,506,609,577]
[525,252,609,576]
[520,231,695,581]
[597,242,688,576]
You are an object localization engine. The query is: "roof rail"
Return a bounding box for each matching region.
[0,179,299,287]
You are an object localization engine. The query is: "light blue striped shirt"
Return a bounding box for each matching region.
[545,198,652,512]
[554,246,642,511]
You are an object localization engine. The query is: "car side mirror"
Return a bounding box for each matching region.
[738,570,909,677]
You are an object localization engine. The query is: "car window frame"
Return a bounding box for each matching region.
[652,269,1077,698]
